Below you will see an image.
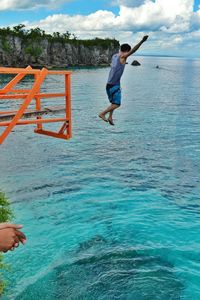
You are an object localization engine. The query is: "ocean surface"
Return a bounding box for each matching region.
[0,56,200,299]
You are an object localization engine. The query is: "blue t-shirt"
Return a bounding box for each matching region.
[107,53,125,85]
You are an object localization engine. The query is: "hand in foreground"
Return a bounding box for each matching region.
[0,223,23,230]
[142,35,149,42]
[0,223,26,252]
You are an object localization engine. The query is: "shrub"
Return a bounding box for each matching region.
[0,24,119,49]
[0,191,14,295]
[0,192,13,222]
[25,45,43,59]
[1,38,11,53]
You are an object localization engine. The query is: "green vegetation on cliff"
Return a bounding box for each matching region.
[0,192,13,222]
[0,24,119,49]
[0,192,14,295]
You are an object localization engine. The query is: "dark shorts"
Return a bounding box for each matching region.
[106,84,121,106]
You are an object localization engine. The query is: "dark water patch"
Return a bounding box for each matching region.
[178,204,200,215]
[160,188,200,216]
[31,183,55,191]
[181,184,196,189]
[11,180,83,195]
[52,186,82,195]
[15,247,184,300]
[151,165,173,171]
[77,235,107,252]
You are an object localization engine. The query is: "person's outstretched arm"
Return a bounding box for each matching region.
[121,35,149,60]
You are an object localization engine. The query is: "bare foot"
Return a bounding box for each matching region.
[108,118,114,126]
[99,113,108,122]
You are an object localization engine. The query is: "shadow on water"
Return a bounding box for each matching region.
[15,237,184,300]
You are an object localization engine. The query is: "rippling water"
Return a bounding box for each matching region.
[0,56,200,299]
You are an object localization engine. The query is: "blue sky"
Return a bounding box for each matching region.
[0,0,200,57]
[0,0,199,24]
[194,0,200,10]
[0,0,119,25]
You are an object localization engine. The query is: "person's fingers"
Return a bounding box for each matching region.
[11,236,19,250]
[14,235,20,244]
[19,237,26,245]
[0,223,23,230]
[8,224,23,229]
[15,230,26,240]
[15,230,27,244]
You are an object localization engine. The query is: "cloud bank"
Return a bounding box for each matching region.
[2,0,200,56]
[0,0,70,10]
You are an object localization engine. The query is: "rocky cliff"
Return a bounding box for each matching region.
[0,34,119,68]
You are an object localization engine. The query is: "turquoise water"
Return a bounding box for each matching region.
[0,56,200,299]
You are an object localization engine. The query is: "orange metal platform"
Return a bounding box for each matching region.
[0,66,72,145]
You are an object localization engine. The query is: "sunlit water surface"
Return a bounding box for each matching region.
[0,56,200,299]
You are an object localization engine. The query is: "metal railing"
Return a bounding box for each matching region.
[0,66,72,145]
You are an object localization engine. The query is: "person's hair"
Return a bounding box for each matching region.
[120,43,131,52]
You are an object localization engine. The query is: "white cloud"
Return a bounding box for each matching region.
[4,0,200,56]
[29,11,118,32]
[117,0,193,31]
[0,0,70,10]
[26,0,195,33]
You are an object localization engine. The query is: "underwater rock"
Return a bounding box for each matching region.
[16,248,184,300]
[77,235,107,252]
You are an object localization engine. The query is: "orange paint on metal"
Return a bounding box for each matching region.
[0,118,67,126]
[0,68,72,75]
[34,128,69,140]
[35,73,42,131]
[0,66,32,94]
[65,74,72,138]
[10,89,31,94]
[0,66,72,145]
[0,110,18,115]
[0,93,66,100]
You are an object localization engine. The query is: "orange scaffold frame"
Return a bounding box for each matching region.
[0,66,72,145]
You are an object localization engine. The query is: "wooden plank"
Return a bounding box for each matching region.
[0,106,65,121]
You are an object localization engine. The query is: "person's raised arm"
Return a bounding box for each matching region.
[121,35,149,60]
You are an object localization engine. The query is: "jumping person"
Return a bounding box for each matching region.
[99,35,149,125]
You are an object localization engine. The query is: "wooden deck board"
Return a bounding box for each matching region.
[0,106,65,121]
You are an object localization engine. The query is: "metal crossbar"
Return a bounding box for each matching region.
[0,66,72,145]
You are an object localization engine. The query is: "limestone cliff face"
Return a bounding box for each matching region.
[0,35,119,67]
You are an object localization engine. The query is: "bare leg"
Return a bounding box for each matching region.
[108,104,120,125]
[108,110,114,125]
[99,104,119,124]
[99,104,114,122]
